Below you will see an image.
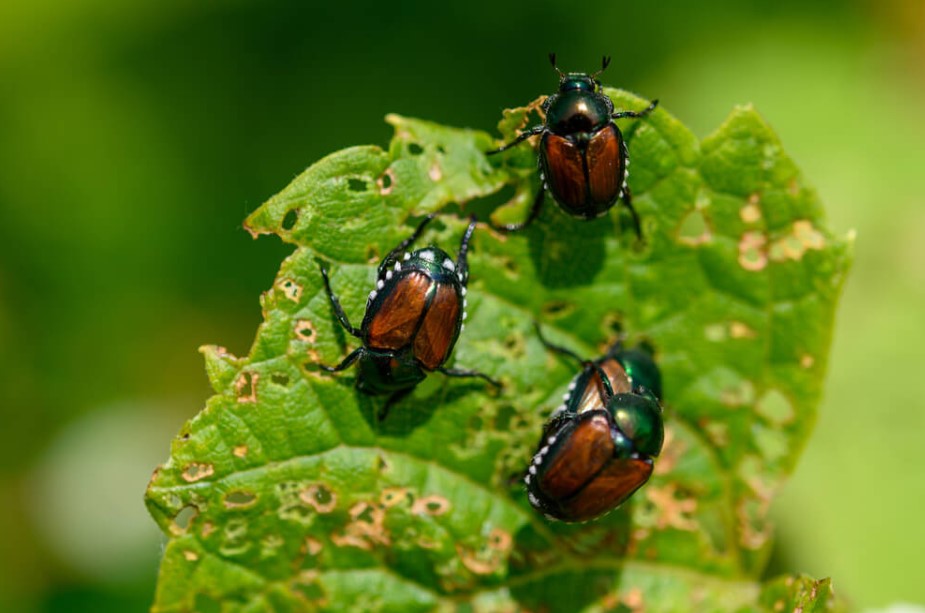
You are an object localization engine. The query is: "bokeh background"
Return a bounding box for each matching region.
[1,0,923,610]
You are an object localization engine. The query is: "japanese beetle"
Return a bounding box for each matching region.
[319,215,499,418]
[524,324,664,522]
[488,54,658,235]
[534,322,662,422]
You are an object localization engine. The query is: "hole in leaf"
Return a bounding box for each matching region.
[602,313,624,337]
[282,209,298,231]
[378,168,395,194]
[541,300,574,318]
[295,319,316,342]
[173,504,198,531]
[224,491,257,508]
[408,143,424,155]
[234,372,258,403]
[677,208,710,245]
[300,484,337,513]
[348,178,367,192]
[436,145,446,154]
[182,463,214,482]
[412,495,450,516]
[271,373,289,386]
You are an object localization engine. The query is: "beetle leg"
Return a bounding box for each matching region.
[620,184,644,241]
[486,125,545,155]
[611,98,659,120]
[455,215,478,286]
[437,366,502,389]
[319,346,364,373]
[490,184,545,233]
[319,263,363,337]
[379,213,436,275]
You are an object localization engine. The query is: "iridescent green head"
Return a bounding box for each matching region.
[615,347,663,402]
[607,392,664,458]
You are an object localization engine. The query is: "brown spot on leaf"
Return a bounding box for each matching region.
[234,371,258,403]
[622,587,645,612]
[800,354,815,369]
[331,533,371,551]
[487,528,512,553]
[769,220,826,262]
[182,463,214,483]
[304,538,323,556]
[645,484,698,531]
[740,195,762,223]
[183,550,199,562]
[294,319,317,343]
[738,231,768,271]
[299,484,337,514]
[278,279,303,303]
[377,168,395,195]
[456,543,501,575]
[729,321,757,339]
[412,495,450,516]
[380,487,411,508]
[200,522,215,538]
[429,162,442,182]
[332,501,390,550]
[233,445,248,458]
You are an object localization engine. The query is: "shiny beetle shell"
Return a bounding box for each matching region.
[487,54,658,235]
[540,120,626,219]
[525,408,656,523]
[319,216,498,418]
[362,249,463,371]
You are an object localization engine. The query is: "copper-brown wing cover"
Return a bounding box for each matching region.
[366,271,431,350]
[572,358,633,415]
[413,283,460,370]
[543,133,587,210]
[558,457,652,522]
[586,124,624,205]
[539,413,614,500]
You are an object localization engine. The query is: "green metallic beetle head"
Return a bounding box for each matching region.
[613,346,663,402]
[607,392,664,458]
[558,74,597,93]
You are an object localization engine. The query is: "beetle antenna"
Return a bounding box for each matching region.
[591,55,611,81]
[548,52,564,80]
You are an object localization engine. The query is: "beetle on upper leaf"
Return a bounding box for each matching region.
[489,54,658,236]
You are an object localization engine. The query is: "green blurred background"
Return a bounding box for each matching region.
[1,0,922,610]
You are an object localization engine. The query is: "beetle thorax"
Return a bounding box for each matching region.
[545,88,612,137]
